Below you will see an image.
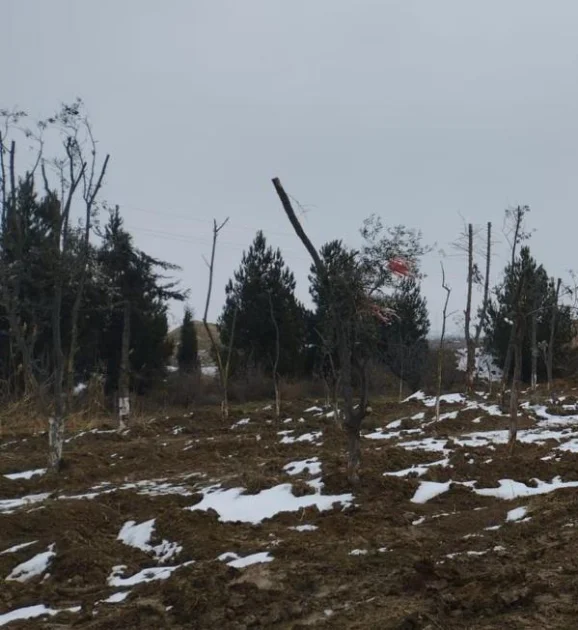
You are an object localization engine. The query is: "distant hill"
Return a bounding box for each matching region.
[168,321,218,366]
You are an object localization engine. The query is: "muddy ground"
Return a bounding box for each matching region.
[3,389,578,629]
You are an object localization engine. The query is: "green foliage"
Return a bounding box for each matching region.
[97,208,186,392]
[219,231,306,377]
[308,222,429,385]
[0,187,185,395]
[378,277,430,390]
[485,246,574,382]
[178,307,199,372]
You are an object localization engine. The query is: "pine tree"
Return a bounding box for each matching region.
[219,231,306,377]
[378,277,430,391]
[98,208,186,396]
[485,246,573,382]
[178,307,199,372]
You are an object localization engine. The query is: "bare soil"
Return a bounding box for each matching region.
[2,392,578,628]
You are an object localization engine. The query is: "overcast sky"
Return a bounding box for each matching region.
[4,1,578,334]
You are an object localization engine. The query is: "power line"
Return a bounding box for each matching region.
[118,202,299,240]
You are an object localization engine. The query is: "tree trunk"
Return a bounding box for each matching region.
[547,278,561,391]
[474,222,492,384]
[268,292,281,419]
[118,299,131,430]
[508,326,523,454]
[464,223,475,393]
[345,422,361,484]
[436,263,451,421]
[273,177,368,483]
[530,312,538,392]
[203,218,233,420]
[49,280,65,471]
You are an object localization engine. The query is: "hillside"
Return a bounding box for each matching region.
[168,322,218,366]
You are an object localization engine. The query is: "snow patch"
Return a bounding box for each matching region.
[506,506,529,522]
[280,431,322,445]
[411,481,452,504]
[188,483,353,524]
[289,524,318,532]
[0,541,37,555]
[6,544,55,582]
[0,604,80,626]
[218,551,273,568]
[4,468,47,481]
[283,458,321,476]
[117,519,182,563]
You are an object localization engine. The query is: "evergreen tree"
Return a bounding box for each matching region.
[177,306,199,372]
[98,208,186,393]
[308,240,367,381]
[219,231,306,377]
[485,246,573,382]
[378,277,430,390]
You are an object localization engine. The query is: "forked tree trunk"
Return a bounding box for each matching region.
[66,154,110,405]
[118,299,131,430]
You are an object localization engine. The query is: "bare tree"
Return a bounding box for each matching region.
[456,221,492,393]
[507,258,531,453]
[203,218,236,420]
[42,136,86,470]
[65,116,110,404]
[501,206,531,400]
[435,262,452,422]
[473,222,492,376]
[273,178,370,483]
[463,223,475,393]
[268,291,281,419]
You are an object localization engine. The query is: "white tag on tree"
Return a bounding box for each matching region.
[119,397,130,417]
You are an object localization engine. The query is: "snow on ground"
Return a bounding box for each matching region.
[0,541,37,555]
[456,347,502,381]
[411,481,453,504]
[218,551,273,568]
[411,477,578,503]
[101,591,131,604]
[188,483,353,524]
[289,524,318,532]
[117,519,182,563]
[280,431,323,445]
[384,458,449,478]
[507,506,529,522]
[403,391,466,406]
[0,493,51,514]
[0,604,81,627]
[3,468,47,481]
[231,418,250,428]
[107,562,194,588]
[283,458,322,476]
[6,544,55,582]
[475,477,578,499]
